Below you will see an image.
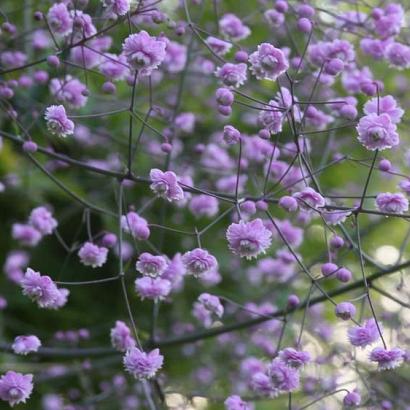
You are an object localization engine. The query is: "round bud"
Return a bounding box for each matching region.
[33,70,49,84]
[47,55,60,68]
[175,24,186,36]
[2,22,16,35]
[379,159,391,172]
[161,142,173,153]
[371,8,383,20]
[330,235,344,249]
[290,56,303,70]
[18,75,33,88]
[216,88,234,106]
[321,262,338,277]
[336,267,352,282]
[22,140,38,153]
[217,105,232,116]
[102,81,116,94]
[81,89,89,97]
[287,294,300,308]
[298,4,315,18]
[297,17,312,33]
[275,0,288,13]
[7,80,18,88]
[194,143,205,154]
[234,50,248,63]
[255,200,268,211]
[240,200,256,215]
[258,129,270,140]
[335,302,356,320]
[101,233,117,248]
[279,196,298,212]
[34,11,43,21]
[152,11,165,24]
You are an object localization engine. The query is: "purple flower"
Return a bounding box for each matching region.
[70,10,96,41]
[102,0,131,16]
[219,14,250,41]
[189,195,219,218]
[251,372,274,396]
[28,206,58,235]
[163,41,187,73]
[0,51,27,69]
[136,253,168,277]
[348,318,381,348]
[47,3,73,36]
[122,31,167,76]
[182,248,218,277]
[335,302,356,320]
[249,43,289,81]
[258,100,284,134]
[12,335,41,355]
[373,4,404,39]
[205,36,232,56]
[375,192,408,214]
[215,63,247,88]
[223,125,241,145]
[343,390,361,407]
[78,242,108,268]
[198,293,224,317]
[385,42,410,69]
[123,347,163,379]
[135,277,171,300]
[363,96,404,124]
[149,168,184,202]
[292,187,325,211]
[226,219,272,259]
[264,9,285,27]
[11,224,42,247]
[121,212,150,240]
[360,38,389,60]
[0,371,33,407]
[278,348,311,368]
[224,395,252,410]
[269,358,300,393]
[21,268,68,309]
[110,321,136,352]
[50,76,88,109]
[99,53,129,81]
[369,347,404,370]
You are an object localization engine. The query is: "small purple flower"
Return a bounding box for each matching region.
[269,358,300,393]
[335,302,356,320]
[251,372,274,396]
[278,348,311,368]
[110,321,136,352]
[136,253,168,277]
[182,248,218,277]
[226,219,272,259]
[28,206,58,235]
[78,242,108,268]
[162,41,187,73]
[21,268,67,309]
[121,212,150,240]
[224,395,252,410]
[0,371,33,407]
[357,113,399,151]
[385,42,410,70]
[223,125,241,145]
[12,224,42,247]
[102,0,131,16]
[135,277,171,300]
[205,36,232,56]
[198,293,224,317]
[123,347,164,379]
[348,318,381,348]
[99,53,129,81]
[369,347,404,370]
[249,43,289,81]
[363,95,404,124]
[12,335,41,355]
[189,195,219,218]
[122,31,167,76]
[343,390,361,407]
[219,14,251,41]
[149,168,184,202]
[375,192,408,214]
[215,63,247,88]
[258,100,284,134]
[50,76,88,109]
[279,196,298,212]
[292,187,325,211]
[47,3,73,36]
